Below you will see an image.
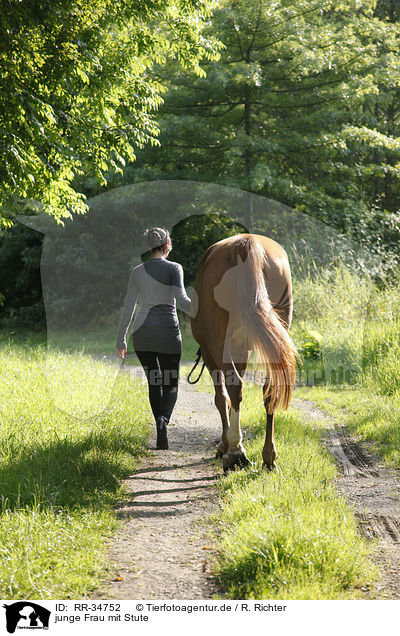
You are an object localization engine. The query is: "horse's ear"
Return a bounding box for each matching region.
[17,214,57,235]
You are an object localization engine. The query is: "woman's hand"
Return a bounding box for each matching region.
[116,347,127,359]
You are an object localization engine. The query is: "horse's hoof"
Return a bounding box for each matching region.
[215,441,225,459]
[223,453,251,472]
[262,461,277,472]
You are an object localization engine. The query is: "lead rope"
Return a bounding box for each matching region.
[187,347,206,384]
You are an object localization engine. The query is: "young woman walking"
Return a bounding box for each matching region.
[116,227,194,450]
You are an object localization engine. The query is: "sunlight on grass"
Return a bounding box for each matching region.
[42,351,122,418]
[0,507,116,599]
[0,343,151,598]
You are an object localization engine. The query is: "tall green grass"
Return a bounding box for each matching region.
[292,264,400,395]
[0,343,151,598]
[291,266,372,386]
[214,386,376,599]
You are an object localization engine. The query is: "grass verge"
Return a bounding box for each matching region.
[213,385,377,599]
[0,342,151,598]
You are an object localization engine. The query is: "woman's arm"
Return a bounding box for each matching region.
[116,270,139,355]
[173,263,197,316]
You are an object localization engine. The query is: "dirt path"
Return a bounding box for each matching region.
[93,365,223,600]
[291,398,400,599]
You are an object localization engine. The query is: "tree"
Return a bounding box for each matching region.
[122,0,400,265]
[0,0,220,225]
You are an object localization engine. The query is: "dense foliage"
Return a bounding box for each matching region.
[0,0,219,223]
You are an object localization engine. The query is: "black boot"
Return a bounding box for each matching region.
[156,416,168,450]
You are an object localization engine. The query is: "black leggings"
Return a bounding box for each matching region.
[135,350,181,423]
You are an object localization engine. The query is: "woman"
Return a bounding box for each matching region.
[116,227,194,450]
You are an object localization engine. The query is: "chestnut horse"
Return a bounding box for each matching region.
[191,234,297,471]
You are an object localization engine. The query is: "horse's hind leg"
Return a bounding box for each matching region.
[262,394,277,470]
[223,360,251,472]
[200,344,231,459]
[261,297,292,471]
[214,375,230,460]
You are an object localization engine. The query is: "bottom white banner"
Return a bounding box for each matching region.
[1,599,399,636]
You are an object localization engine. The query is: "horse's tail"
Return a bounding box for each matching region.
[231,235,298,412]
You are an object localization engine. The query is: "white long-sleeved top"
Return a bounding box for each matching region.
[116,258,193,354]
